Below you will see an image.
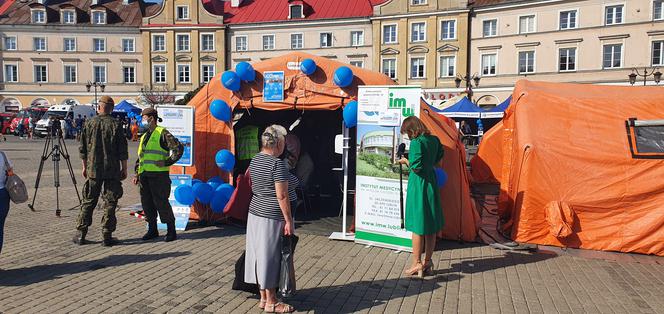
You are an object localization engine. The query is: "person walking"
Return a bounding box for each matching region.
[75,114,84,141]
[130,118,139,142]
[245,125,295,313]
[132,108,183,242]
[73,96,128,247]
[0,150,14,256]
[398,116,444,278]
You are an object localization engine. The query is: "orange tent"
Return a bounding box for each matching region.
[183,52,479,242]
[470,120,504,184]
[495,80,664,256]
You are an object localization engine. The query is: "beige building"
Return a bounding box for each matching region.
[372,0,470,104]
[0,0,158,111]
[471,0,664,105]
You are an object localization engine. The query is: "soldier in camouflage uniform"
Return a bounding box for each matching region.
[73,96,128,247]
[132,108,183,242]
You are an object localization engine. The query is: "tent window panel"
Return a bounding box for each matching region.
[626,119,664,158]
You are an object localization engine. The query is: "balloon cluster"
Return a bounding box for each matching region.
[221,61,257,92]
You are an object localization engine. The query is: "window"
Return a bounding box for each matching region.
[440,20,456,40]
[518,51,535,74]
[123,66,135,83]
[152,35,165,52]
[655,1,664,20]
[236,36,247,51]
[560,10,577,29]
[653,41,664,66]
[559,48,576,71]
[122,39,135,52]
[64,65,77,83]
[320,33,332,48]
[4,64,18,82]
[34,65,48,83]
[382,58,396,79]
[92,11,106,24]
[411,22,426,42]
[32,10,46,23]
[93,38,106,52]
[62,10,75,24]
[519,15,535,34]
[291,33,303,49]
[33,37,47,51]
[351,31,364,47]
[410,57,425,78]
[603,44,622,68]
[153,64,166,83]
[483,19,497,37]
[4,37,17,50]
[176,34,190,51]
[178,64,191,83]
[176,5,189,20]
[481,54,497,76]
[289,4,303,19]
[263,35,275,50]
[626,119,664,158]
[411,0,426,4]
[201,34,215,51]
[202,64,215,83]
[64,38,76,52]
[383,24,397,44]
[605,5,623,25]
[93,65,106,83]
[350,61,364,68]
[439,55,455,77]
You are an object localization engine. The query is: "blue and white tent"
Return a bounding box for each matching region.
[481,96,512,118]
[437,97,484,118]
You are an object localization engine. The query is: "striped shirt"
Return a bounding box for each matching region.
[248,153,289,220]
[288,173,299,203]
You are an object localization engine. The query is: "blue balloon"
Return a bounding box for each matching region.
[191,179,202,186]
[300,59,317,75]
[174,185,195,206]
[210,190,230,213]
[215,149,236,172]
[434,168,448,188]
[208,176,223,190]
[235,62,256,82]
[192,182,214,205]
[343,100,358,128]
[210,99,231,122]
[216,183,235,200]
[334,66,354,87]
[221,71,241,91]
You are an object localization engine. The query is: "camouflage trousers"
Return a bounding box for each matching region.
[76,178,124,234]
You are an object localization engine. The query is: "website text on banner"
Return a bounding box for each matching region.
[355,86,421,252]
[156,106,195,167]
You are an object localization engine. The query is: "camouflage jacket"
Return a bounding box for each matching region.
[134,127,184,174]
[79,114,129,179]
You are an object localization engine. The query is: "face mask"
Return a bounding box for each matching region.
[141,118,150,128]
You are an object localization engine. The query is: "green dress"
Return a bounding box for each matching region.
[405,134,444,235]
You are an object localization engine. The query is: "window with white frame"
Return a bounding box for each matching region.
[153,64,166,83]
[289,4,303,19]
[483,19,497,37]
[152,34,165,52]
[202,64,215,83]
[440,20,456,40]
[176,5,189,20]
[518,51,535,74]
[176,34,190,51]
[291,33,303,49]
[411,22,426,42]
[123,66,135,83]
[92,11,106,24]
[236,36,247,51]
[122,39,135,52]
[64,64,77,83]
[411,0,426,4]
[62,10,75,24]
[655,1,664,20]
[605,5,623,25]
[481,53,497,76]
[652,41,664,66]
[263,35,275,50]
[4,64,18,82]
[93,65,106,83]
[201,33,215,51]
[383,24,397,44]
[320,33,332,48]
[32,10,46,23]
[33,37,47,51]
[351,31,364,47]
[177,64,191,83]
[410,57,425,78]
[559,47,576,71]
[603,44,622,68]
[4,37,17,50]
[34,65,47,83]
[350,60,364,68]
[560,10,577,29]
[439,55,456,77]
[93,38,106,52]
[382,58,396,79]
[519,15,535,34]
[64,38,76,52]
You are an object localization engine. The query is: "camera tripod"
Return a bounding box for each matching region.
[27,122,82,217]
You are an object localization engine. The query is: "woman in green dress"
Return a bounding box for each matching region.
[398,116,444,278]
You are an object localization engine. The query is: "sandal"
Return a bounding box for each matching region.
[259,300,266,309]
[264,302,295,313]
[403,263,424,278]
[423,260,434,275]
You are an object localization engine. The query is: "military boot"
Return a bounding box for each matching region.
[164,222,177,242]
[72,229,89,245]
[102,232,119,247]
[142,221,159,241]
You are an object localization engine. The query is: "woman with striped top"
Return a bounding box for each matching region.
[244,124,295,313]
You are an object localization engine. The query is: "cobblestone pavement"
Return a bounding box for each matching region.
[1,137,663,314]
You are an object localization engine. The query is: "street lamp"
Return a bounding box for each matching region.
[86,81,106,106]
[455,73,481,98]
[628,67,662,86]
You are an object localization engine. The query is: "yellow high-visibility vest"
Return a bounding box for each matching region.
[138,126,170,173]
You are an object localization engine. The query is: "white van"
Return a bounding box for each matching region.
[34,104,96,138]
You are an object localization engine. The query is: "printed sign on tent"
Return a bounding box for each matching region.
[156,106,195,167]
[264,71,285,102]
[156,174,192,231]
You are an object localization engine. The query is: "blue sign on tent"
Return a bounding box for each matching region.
[263,71,285,102]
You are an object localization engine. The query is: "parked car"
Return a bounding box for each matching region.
[0,113,16,134]
[10,107,48,135]
[33,104,96,138]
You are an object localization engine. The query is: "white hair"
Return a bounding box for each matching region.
[261,124,287,149]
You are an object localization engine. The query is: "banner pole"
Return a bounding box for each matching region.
[341,124,349,239]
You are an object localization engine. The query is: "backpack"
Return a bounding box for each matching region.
[1,151,28,204]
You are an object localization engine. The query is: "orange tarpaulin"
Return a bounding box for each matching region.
[470,120,504,184]
[494,80,664,256]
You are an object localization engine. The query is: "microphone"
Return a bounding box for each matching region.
[396,143,406,158]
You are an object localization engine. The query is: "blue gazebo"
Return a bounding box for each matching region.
[112,100,142,115]
[436,97,484,118]
[481,96,512,118]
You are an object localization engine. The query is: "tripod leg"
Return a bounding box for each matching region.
[59,136,82,204]
[27,135,52,211]
[54,147,61,217]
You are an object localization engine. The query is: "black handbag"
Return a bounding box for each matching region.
[278,235,299,298]
[232,251,259,294]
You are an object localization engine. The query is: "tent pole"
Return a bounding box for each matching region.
[341,122,349,239]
